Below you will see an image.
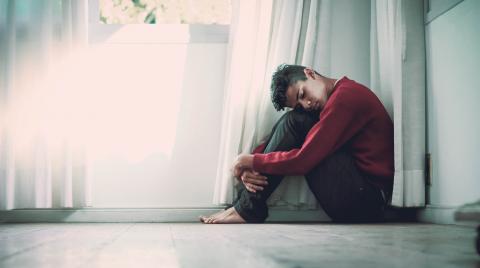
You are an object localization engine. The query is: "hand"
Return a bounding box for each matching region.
[240,170,268,193]
[232,154,254,178]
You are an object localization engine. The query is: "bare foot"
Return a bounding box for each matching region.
[199,209,225,223]
[199,207,246,224]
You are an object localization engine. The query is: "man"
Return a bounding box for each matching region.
[200,64,394,224]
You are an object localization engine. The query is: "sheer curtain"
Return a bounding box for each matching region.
[0,0,91,210]
[216,0,426,208]
[370,0,426,207]
[214,0,333,209]
[213,0,274,206]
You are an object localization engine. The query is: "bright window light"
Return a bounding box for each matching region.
[6,44,185,164]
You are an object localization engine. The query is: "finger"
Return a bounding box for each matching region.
[245,184,256,193]
[246,184,255,193]
[243,170,254,176]
[253,178,269,185]
[243,172,268,181]
[252,174,268,181]
[243,177,268,186]
[242,173,265,182]
[252,184,264,191]
[249,171,266,179]
[247,183,264,191]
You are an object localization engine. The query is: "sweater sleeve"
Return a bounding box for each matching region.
[252,142,267,154]
[252,99,369,175]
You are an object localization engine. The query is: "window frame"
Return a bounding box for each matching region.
[88,0,229,44]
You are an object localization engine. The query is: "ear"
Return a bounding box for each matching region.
[303,67,316,79]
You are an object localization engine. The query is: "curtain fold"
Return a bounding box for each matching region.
[214,0,333,210]
[370,0,426,207]
[0,0,91,210]
[216,0,426,209]
[213,0,274,205]
[259,0,332,209]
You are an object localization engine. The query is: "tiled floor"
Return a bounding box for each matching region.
[0,223,478,268]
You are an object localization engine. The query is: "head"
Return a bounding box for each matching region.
[270,64,331,112]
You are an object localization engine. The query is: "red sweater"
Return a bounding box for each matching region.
[253,77,394,187]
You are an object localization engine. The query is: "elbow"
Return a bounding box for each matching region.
[296,165,312,176]
[289,156,313,176]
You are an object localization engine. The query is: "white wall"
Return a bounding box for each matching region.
[425,0,480,208]
[330,0,371,86]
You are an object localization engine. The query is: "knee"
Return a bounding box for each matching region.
[324,149,353,166]
[283,110,318,130]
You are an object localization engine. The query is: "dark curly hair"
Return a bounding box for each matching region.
[270,64,310,111]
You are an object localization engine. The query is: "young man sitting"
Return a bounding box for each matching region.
[201,64,394,224]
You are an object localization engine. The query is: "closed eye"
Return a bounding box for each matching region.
[294,87,305,109]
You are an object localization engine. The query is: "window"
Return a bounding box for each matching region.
[86,0,229,207]
[99,0,231,25]
[89,0,230,44]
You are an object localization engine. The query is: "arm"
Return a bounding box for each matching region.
[252,142,267,154]
[232,154,267,193]
[252,99,370,175]
[231,140,266,177]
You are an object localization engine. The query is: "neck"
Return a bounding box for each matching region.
[325,78,337,97]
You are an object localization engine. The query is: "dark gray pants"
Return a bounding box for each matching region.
[232,110,387,223]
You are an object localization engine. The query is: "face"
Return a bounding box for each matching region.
[285,69,328,112]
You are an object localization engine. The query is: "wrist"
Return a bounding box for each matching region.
[239,154,254,170]
[245,154,254,169]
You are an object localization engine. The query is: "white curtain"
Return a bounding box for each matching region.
[216,0,426,208]
[0,0,91,210]
[370,0,426,207]
[214,0,333,209]
[213,0,274,206]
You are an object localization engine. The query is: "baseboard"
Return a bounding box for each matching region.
[0,207,330,223]
[10,206,475,225]
[417,205,475,226]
